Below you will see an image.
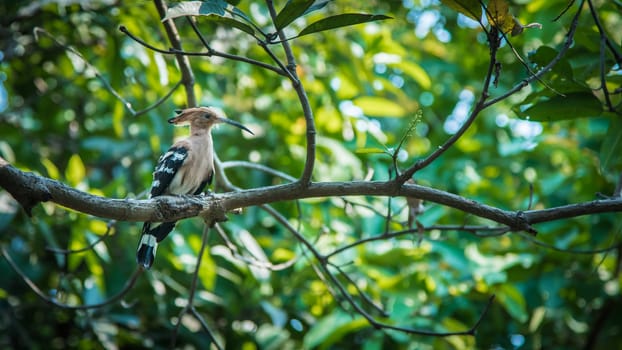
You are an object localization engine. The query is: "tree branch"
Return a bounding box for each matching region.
[397,24,501,184]
[3,159,622,235]
[153,0,196,107]
[118,25,287,77]
[482,1,584,108]
[265,0,317,186]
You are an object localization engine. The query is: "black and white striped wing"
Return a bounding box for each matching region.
[149,146,188,198]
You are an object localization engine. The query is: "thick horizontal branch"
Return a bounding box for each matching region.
[2,160,621,232]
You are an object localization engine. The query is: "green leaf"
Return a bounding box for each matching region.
[65,154,86,186]
[228,7,255,27]
[519,92,603,122]
[430,241,470,274]
[274,0,315,30]
[297,13,392,37]
[353,96,407,117]
[496,284,528,323]
[304,312,369,349]
[162,1,254,35]
[163,0,228,21]
[528,46,573,80]
[440,0,482,21]
[600,117,622,173]
[204,15,255,35]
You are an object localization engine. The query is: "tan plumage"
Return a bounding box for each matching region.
[136,107,253,269]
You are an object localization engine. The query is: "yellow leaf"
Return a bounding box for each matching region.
[112,101,124,137]
[65,154,86,186]
[487,0,515,33]
[353,96,407,117]
[89,220,109,235]
[355,147,386,154]
[390,60,432,90]
[272,248,296,261]
[41,158,60,179]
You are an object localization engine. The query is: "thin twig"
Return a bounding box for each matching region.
[384,196,392,235]
[46,220,116,254]
[330,263,389,317]
[587,0,616,111]
[326,225,510,259]
[482,1,585,108]
[185,16,286,75]
[324,249,496,336]
[133,80,183,117]
[34,27,182,117]
[481,2,563,97]
[398,24,501,184]
[220,160,297,183]
[33,27,137,115]
[2,246,143,310]
[261,203,496,336]
[587,0,622,65]
[519,233,621,254]
[170,224,223,350]
[214,223,298,271]
[553,0,576,21]
[118,26,286,76]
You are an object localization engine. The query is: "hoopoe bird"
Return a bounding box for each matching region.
[136,107,253,269]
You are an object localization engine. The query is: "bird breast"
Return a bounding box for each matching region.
[167,135,214,195]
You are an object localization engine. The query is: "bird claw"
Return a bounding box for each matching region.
[198,190,212,197]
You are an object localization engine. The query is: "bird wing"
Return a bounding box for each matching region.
[149,146,188,198]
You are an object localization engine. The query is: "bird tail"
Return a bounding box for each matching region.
[136,221,176,269]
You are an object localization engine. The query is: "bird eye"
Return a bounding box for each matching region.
[203,113,212,119]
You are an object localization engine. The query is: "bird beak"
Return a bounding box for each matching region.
[219,117,254,135]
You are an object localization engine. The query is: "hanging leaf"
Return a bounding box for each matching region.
[162,1,254,35]
[274,0,315,30]
[486,0,515,34]
[228,6,254,25]
[440,0,482,21]
[204,15,255,35]
[519,92,603,122]
[297,13,392,37]
[162,0,228,21]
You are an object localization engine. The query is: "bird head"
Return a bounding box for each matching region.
[168,106,254,135]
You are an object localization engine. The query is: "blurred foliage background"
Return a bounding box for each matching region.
[1,0,621,349]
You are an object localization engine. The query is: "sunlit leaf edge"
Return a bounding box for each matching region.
[297,13,392,37]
